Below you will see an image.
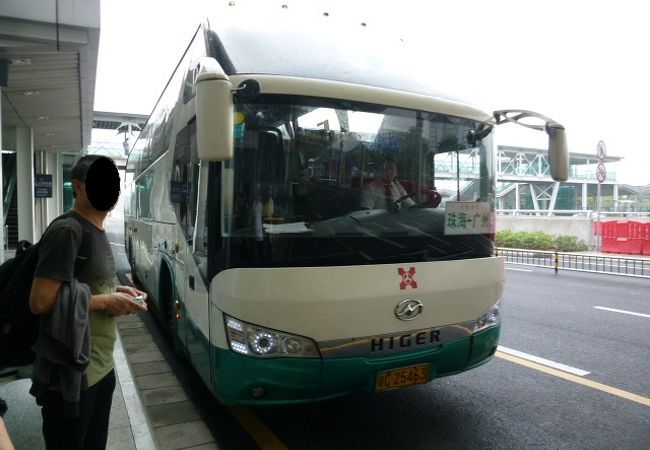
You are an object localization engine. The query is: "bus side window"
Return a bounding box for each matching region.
[172,122,199,242]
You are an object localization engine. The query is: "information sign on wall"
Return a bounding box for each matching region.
[34,174,53,198]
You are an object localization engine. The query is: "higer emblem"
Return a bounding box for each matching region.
[398,267,417,290]
[394,299,424,321]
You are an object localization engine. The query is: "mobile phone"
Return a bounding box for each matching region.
[132,295,145,305]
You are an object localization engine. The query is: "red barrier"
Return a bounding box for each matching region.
[641,222,650,256]
[597,220,647,255]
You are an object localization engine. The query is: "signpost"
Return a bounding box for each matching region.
[595,141,606,252]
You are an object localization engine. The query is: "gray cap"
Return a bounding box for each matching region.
[70,155,106,181]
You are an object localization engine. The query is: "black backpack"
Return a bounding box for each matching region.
[0,213,91,369]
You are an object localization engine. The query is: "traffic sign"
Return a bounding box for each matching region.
[597,140,607,161]
[597,162,607,183]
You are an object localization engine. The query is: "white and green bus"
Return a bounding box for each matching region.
[124,4,568,405]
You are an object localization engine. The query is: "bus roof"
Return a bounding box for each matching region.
[206,4,490,117]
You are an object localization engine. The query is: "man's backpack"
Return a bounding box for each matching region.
[0,214,91,369]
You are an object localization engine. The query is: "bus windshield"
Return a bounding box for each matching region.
[219,95,495,268]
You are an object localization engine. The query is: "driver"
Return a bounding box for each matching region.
[360,159,415,210]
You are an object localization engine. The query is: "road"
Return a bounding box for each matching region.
[108,215,650,449]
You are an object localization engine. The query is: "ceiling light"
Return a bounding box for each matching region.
[24,90,40,96]
[37,115,50,120]
[10,58,32,65]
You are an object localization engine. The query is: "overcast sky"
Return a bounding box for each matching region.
[94,0,649,185]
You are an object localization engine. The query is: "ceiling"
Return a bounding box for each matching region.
[0,2,99,153]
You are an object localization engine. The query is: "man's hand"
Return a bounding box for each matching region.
[116,285,148,302]
[92,290,148,316]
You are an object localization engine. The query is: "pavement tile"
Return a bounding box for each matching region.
[123,341,159,353]
[119,327,150,336]
[120,334,155,345]
[116,314,143,323]
[155,421,214,450]
[126,350,166,364]
[147,401,201,428]
[136,372,179,390]
[117,321,146,330]
[131,361,173,377]
[141,386,188,406]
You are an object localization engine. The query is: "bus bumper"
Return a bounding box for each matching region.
[211,324,500,406]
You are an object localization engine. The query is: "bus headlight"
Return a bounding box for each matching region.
[224,315,320,358]
[473,301,501,333]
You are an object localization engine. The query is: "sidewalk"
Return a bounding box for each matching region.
[0,311,219,450]
[0,315,157,449]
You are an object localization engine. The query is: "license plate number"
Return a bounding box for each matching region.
[375,364,430,392]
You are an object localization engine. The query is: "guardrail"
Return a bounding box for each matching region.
[496,248,650,278]
[496,209,650,219]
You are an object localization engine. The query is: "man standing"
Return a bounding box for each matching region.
[29,155,147,450]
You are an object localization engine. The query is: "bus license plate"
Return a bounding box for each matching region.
[375,364,430,392]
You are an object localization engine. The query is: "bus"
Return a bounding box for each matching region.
[124,3,568,405]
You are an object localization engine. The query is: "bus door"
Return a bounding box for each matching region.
[172,121,212,384]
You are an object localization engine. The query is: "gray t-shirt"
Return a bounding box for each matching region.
[34,210,117,386]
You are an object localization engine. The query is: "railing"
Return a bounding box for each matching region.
[497,248,650,278]
[497,209,650,219]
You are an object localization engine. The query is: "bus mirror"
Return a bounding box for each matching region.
[494,110,569,182]
[546,123,569,181]
[196,65,234,161]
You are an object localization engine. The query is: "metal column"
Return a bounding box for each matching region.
[0,86,3,262]
[16,126,35,243]
[46,151,61,220]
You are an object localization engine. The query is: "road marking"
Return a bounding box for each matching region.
[228,406,288,450]
[114,332,158,449]
[110,242,125,247]
[496,351,650,407]
[593,306,650,319]
[497,346,590,376]
[506,267,532,272]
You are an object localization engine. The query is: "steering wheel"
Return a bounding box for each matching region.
[389,190,442,212]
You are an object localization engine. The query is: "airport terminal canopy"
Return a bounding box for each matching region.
[0,0,100,153]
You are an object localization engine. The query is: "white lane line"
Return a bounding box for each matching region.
[497,346,590,376]
[506,267,532,272]
[110,242,125,247]
[114,332,157,450]
[593,306,650,319]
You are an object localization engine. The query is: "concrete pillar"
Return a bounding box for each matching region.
[56,152,63,213]
[515,183,520,211]
[46,151,61,221]
[16,127,35,243]
[34,150,46,238]
[0,86,4,262]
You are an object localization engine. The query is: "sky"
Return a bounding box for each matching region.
[94,0,650,186]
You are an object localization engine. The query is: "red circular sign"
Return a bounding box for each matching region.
[597,140,607,161]
[597,162,607,183]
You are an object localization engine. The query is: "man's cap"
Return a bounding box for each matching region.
[70,155,107,181]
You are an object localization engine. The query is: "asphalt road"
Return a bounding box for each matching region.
[108,215,650,450]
